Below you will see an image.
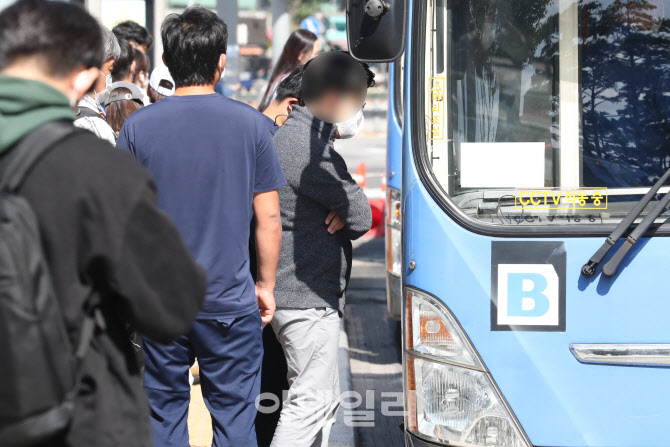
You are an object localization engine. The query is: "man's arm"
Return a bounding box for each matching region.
[253,190,282,326]
[112,180,207,343]
[300,144,372,240]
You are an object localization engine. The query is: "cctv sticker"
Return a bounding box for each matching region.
[491,242,566,332]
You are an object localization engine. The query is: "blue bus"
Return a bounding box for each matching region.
[348,0,670,446]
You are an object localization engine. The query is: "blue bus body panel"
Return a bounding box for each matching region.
[387,62,402,192]
[402,180,670,447]
[401,6,670,441]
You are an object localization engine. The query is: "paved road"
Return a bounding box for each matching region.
[346,238,404,447]
[337,134,405,447]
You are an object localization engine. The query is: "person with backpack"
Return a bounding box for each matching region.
[73,24,119,144]
[0,1,207,446]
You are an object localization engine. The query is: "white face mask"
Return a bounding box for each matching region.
[93,70,112,102]
[335,109,365,139]
[100,70,112,89]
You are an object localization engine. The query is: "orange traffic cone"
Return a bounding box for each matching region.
[365,198,386,238]
[353,162,367,189]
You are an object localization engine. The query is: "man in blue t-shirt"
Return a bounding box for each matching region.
[117,7,285,447]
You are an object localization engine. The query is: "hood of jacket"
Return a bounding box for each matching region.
[0,74,75,153]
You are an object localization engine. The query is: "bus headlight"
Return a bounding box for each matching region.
[405,287,531,447]
[386,187,402,276]
[406,290,482,366]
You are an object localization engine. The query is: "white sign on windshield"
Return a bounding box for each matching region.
[460,142,545,188]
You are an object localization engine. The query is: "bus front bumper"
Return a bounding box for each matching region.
[405,432,443,447]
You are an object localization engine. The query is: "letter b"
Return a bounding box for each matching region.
[506,273,550,317]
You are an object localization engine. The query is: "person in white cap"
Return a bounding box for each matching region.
[147,65,175,103]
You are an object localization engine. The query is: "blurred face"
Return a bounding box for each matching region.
[305,89,366,124]
[310,41,320,59]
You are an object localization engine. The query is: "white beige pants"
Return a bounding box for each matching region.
[270,307,341,447]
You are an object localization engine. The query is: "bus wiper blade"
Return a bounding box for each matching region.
[602,186,670,277]
[581,166,670,277]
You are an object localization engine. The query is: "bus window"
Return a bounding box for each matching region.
[421,0,670,228]
[581,0,670,187]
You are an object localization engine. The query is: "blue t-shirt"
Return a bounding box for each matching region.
[117,94,286,318]
[263,114,280,136]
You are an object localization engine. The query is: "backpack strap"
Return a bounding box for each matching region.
[0,120,77,193]
[0,121,102,364]
[76,106,105,120]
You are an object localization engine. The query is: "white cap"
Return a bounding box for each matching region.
[149,65,176,96]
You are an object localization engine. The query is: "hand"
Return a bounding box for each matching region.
[325,210,345,234]
[256,283,276,327]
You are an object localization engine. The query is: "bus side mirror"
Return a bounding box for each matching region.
[346,0,407,62]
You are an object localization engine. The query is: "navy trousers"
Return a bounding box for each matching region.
[143,311,263,447]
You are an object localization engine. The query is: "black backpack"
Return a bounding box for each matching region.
[0,122,101,446]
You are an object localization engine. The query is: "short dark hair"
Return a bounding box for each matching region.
[113,20,154,50]
[275,65,304,103]
[161,7,228,88]
[111,39,135,82]
[301,51,371,105]
[0,0,103,76]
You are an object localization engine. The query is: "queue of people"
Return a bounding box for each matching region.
[72,19,175,145]
[0,1,373,447]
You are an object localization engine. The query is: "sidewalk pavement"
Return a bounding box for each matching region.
[186,323,356,447]
[329,325,357,447]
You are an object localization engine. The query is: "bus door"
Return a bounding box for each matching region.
[398,0,670,446]
[386,58,404,320]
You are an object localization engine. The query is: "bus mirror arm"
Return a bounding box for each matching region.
[581,163,670,278]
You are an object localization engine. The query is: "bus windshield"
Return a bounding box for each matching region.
[423,0,670,227]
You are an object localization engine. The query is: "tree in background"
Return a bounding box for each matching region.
[290,0,325,24]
